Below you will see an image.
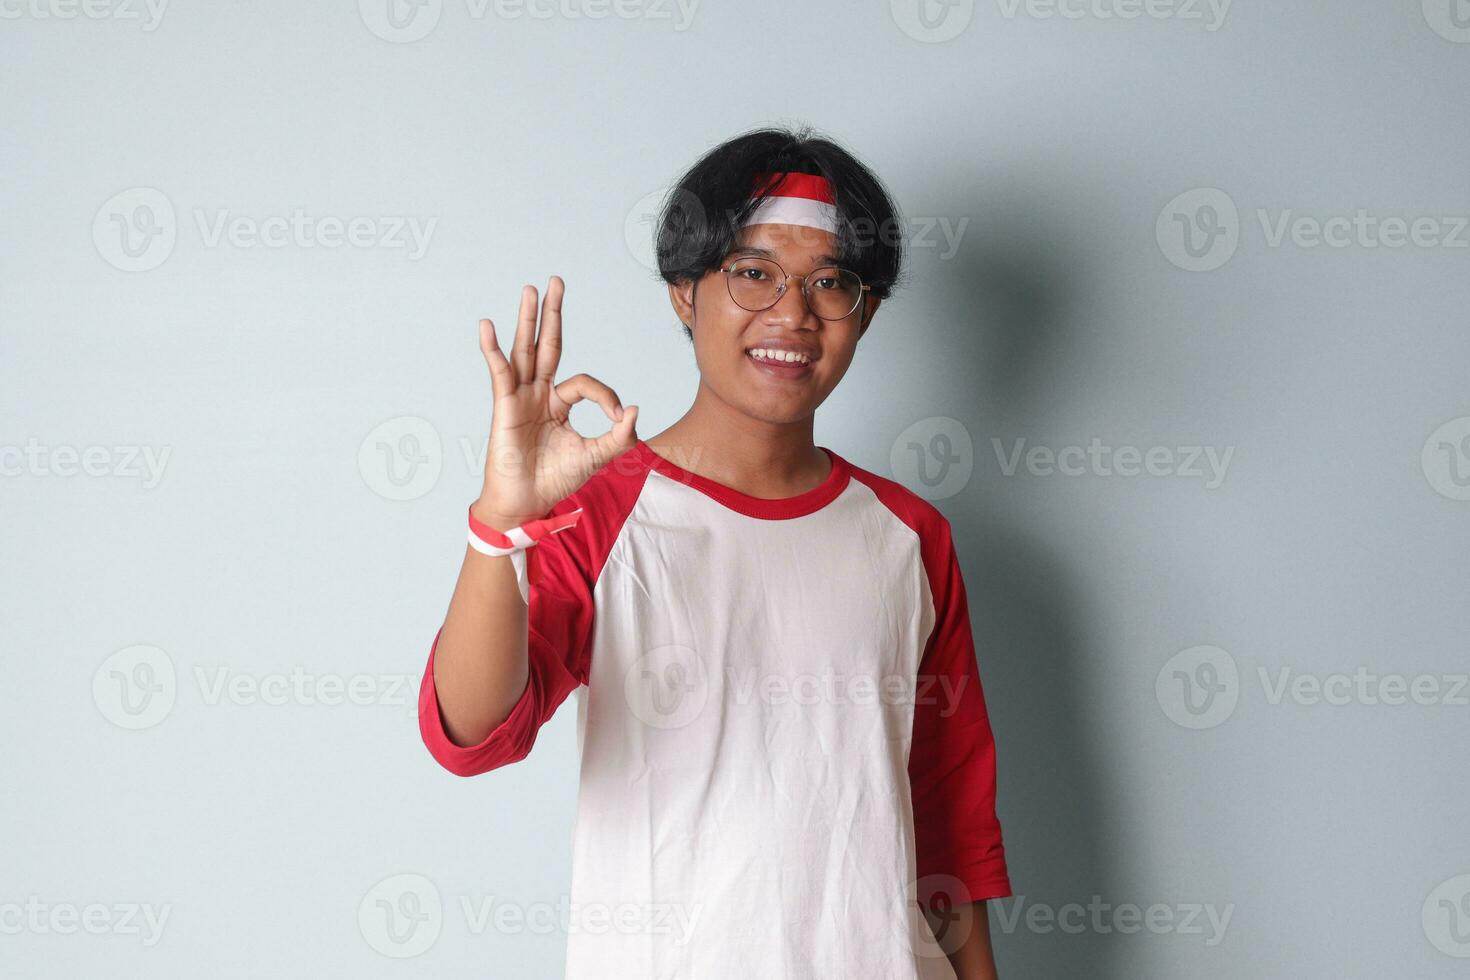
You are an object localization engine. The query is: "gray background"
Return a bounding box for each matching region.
[4,0,1469,976]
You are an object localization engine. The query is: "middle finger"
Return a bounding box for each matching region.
[512,284,538,384]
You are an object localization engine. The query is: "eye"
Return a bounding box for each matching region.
[812,276,840,290]
[736,266,768,281]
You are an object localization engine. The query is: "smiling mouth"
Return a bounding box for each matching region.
[746,348,815,378]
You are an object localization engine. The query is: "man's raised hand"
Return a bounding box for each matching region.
[472,276,638,531]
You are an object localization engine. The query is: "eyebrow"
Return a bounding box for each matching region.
[726,245,844,266]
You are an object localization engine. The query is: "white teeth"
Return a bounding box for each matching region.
[749,348,810,365]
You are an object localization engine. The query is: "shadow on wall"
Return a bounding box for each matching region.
[931,181,1127,978]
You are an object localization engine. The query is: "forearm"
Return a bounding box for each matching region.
[427,281,633,753]
[431,519,534,747]
[922,899,999,980]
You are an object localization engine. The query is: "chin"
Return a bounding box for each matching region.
[739,402,816,426]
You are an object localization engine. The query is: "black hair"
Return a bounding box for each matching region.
[653,125,905,342]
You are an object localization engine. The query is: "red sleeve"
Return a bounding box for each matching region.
[417,495,597,778]
[908,517,1012,901]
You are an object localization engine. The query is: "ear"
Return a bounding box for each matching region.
[858,295,881,336]
[668,278,697,329]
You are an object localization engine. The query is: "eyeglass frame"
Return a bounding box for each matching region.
[715,257,872,321]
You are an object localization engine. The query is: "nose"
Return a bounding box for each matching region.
[764,274,820,325]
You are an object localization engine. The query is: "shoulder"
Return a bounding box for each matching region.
[838,451,954,546]
[535,443,654,579]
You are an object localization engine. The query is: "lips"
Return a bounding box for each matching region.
[745,348,815,379]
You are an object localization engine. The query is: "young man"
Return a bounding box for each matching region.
[418,127,1012,978]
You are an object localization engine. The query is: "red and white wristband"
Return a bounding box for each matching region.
[467,503,583,557]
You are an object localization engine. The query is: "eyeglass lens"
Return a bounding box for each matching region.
[725,257,863,320]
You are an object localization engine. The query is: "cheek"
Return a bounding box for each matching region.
[814,353,853,391]
[818,333,861,379]
[690,302,751,362]
[688,323,746,383]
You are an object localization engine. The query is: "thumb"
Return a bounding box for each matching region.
[587,404,638,468]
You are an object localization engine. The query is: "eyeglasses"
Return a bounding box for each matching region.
[717,257,870,321]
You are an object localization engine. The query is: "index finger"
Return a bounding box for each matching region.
[479,317,514,401]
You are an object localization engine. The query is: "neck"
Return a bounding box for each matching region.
[646,379,830,498]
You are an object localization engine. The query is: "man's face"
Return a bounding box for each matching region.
[670,222,879,426]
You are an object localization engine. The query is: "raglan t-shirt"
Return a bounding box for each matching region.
[418,439,1011,979]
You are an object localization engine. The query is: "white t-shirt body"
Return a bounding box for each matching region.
[420,440,1011,979]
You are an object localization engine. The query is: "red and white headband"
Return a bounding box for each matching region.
[742,172,840,235]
